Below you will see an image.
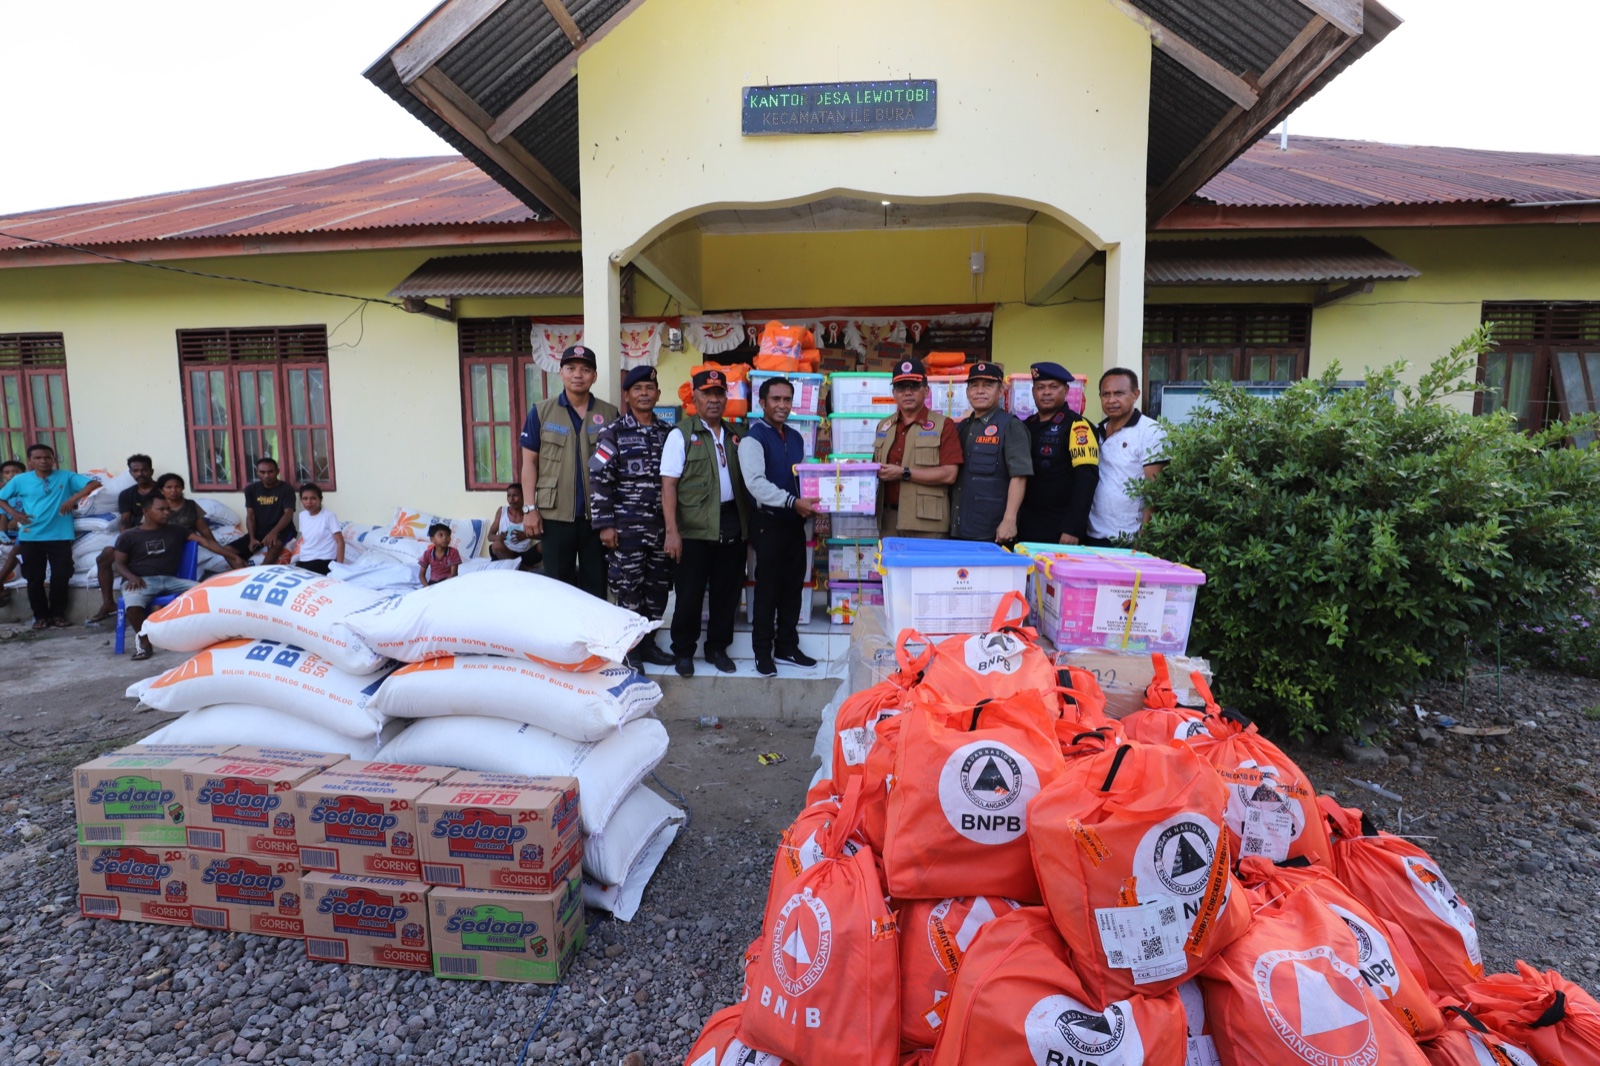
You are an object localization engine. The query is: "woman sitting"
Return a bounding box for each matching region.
[154,473,247,571]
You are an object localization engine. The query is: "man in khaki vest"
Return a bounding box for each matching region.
[661,368,749,676]
[519,344,620,598]
[872,357,962,538]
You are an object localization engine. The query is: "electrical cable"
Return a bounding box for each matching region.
[0,230,407,310]
[513,984,563,1066]
[651,770,692,830]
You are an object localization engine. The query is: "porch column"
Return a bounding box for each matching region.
[582,245,623,405]
[1102,237,1146,373]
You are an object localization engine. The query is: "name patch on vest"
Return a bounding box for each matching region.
[546,423,570,436]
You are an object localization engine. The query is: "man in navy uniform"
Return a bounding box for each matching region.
[1016,361,1100,545]
[590,365,675,668]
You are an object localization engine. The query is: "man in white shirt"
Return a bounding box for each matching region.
[661,369,750,676]
[1087,368,1168,545]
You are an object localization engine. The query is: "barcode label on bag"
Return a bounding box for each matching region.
[838,727,875,766]
[1096,898,1186,983]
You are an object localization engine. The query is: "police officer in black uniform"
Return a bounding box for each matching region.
[1016,361,1100,544]
[589,365,675,668]
[952,361,1033,543]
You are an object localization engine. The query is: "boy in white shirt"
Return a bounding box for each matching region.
[295,484,344,575]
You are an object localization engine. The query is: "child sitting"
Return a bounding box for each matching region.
[418,522,461,586]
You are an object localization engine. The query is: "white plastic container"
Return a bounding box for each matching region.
[828,372,895,414]
[927,375,972,421]
[826,538,881,582]
[879,538,1033,637]
[788,415,821,459]
[752,371,826,417]
[827,581,884,626]
[828,414,881,456]
[796,462,881,514]
[828,513,880,539]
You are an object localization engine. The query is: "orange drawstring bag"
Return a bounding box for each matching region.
[897,895,1023,1052]
[830,644,929,788]
[1030,734,1250,1003]
[679,380,698,417]
[1200,873,1430,1066]
[754,353,800,372]
[880,695,1067,903]
[901,592,1063,710]
[767,789,866,910]
[685,1004,794,1066]
[1321,797,1485,1000]
[1465,962,1600,1066]
[1236,856,1444,1040]
[1421,1005,1541,1066]
[1119,654,1214,744]
[924,351,967,370]
[899,1053,932,1066]
[1186,704,1332,868]
[930,907,1187,1066]
[1175,979,1223,1066]
[739,779,900,1066]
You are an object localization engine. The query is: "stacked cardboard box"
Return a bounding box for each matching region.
[72,746,586,983]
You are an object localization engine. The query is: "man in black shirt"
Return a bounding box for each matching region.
[113,496,200,660]
[244,458,296,563]
[90,453,159,624]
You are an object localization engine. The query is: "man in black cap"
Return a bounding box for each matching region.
[738,376,823,676]
[590,365,675,668]
[1017,362,1100,545]
[660,368,748,676]
[872,357,961,538]
[952,361,1033,543]
[519,344,620,598]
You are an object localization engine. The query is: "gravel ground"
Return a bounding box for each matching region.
[1,624,1596,1065]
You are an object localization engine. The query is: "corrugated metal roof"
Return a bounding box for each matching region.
[389,250,581,297]
[1197,136,1600,208]
[0,157,538,253]
[1146,236,1419,284]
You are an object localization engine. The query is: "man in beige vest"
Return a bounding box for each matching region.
[519,344,620,598]
[872,357,962,538]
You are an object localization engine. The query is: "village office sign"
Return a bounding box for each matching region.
[741,79,937,135]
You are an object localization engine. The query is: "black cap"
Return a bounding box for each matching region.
[966,360,1004,382]
[691,368,729,391]
[891,357,927,385]
[622,365,658,390]
[1031,361,1073,385]
[560,344,597,367]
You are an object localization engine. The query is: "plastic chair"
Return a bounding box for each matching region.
[115,540,200,655]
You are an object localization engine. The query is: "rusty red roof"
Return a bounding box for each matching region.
[0,157,539,255]
[1197,136,1600,208]
[389,251,583,298]
[1145,236,1418,284]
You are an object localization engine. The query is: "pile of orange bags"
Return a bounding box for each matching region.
[687,645,1587,1066]
[678,361,751,418]
[753,320,821,373]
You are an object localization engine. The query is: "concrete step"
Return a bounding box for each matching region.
[649,671,845,723]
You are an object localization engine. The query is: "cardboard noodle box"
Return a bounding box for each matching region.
[301,872,431,971]
[416,775,582,893]
[188,852,304,937]
[183,757,325,856]
[77,844,193,925]
[74,753,214,847]
[294,773,434,879]
[111,743,236,758]
[331,761,457,783]
[220,746,343,768]
[431,878,585,983]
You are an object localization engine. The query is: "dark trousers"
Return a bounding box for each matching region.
[750,509,807,658]
[608,537,673,622]
[671,518,746,658]
[20,539,73,622]
[542,517,608,600]
[300,559,333,576]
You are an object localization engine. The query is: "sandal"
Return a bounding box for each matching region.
[85,606,117,625]
[131,635,154,661]
[31,619,49,631]
[50,617,72,628]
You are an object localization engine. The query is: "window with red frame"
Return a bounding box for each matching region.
[1141,305,1311,415]
[177,326,336,491]
[0,333,76,468]
[458,317,557,490]
[1479,302,1600,441]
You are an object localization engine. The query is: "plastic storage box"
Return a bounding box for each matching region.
[828,372,895,413]
[752,371,826,416]
[879,538,1033,637]
[828,413,882,457]
[788,415,821,459]
[827,581,884,625]
[797,461,880,514]
[927,375,972,421]
[827,538,881,582]
[1013,542,1152,626]
[1036,554,1206,655]
[828,513,880,539]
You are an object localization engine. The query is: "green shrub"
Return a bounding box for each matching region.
[1503,587,1600,678]
[1137,328,1600,738]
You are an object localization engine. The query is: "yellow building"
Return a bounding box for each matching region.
[3,0,1599,554]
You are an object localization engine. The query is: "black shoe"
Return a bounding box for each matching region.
[636,639,676,667]
[774,648,818,668]
[674,657,695,678]
[705,649,737,674]
[755,656,777,677]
